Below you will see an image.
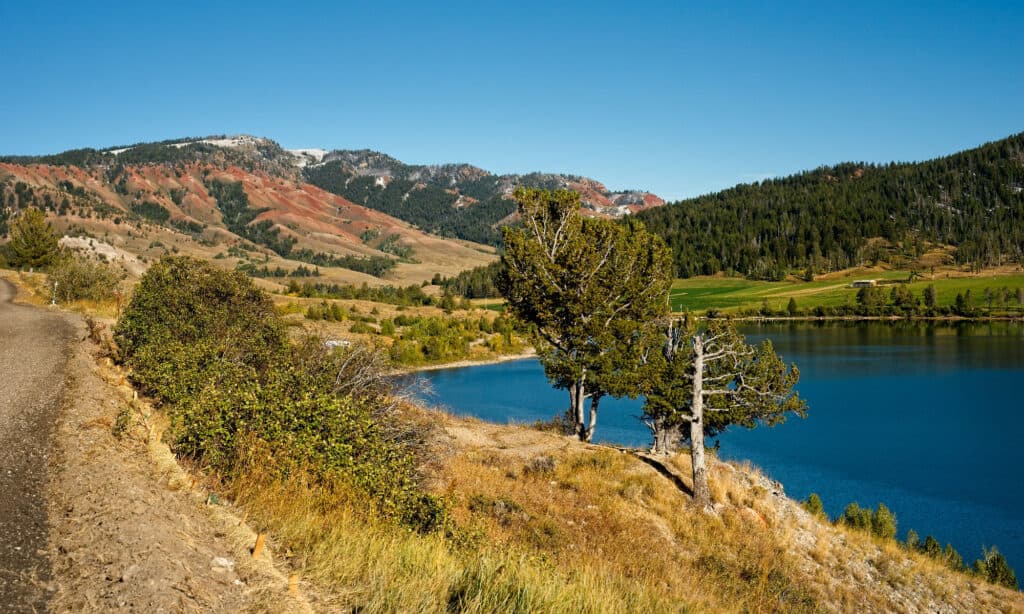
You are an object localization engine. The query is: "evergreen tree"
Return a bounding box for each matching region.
[871,503,897,540]
[7,207,60,269]
[636,132,1024,277]
[499,187,672,442]
[923,284,938,308]
[890,285,918,310]
[973,547,1018,589]
[905,529,920,550]
[803,493,825,518]
[840,502,872,530]
[641,319,804,508]
[923,535,943,557]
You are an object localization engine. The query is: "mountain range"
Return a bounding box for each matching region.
[3,131,1023,284]
[0,135,663,284]
[2,135,663,246]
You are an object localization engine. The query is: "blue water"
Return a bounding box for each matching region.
[413,321,1024,572]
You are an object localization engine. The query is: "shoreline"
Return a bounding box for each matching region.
[704,315,1024,323]
[391,314,1024,374]
[390,349,537,376]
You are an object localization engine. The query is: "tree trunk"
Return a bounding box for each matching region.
[567,385,578,435]
[583,393,602,442]
[649,418,682,456]
[573,373,587,440]
[690,335,712,510]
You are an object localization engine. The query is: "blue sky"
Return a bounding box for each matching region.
[1,1,1021,200]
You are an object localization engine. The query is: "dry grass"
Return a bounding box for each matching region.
[203,415,1024,612]
[0,269,122,317]
[205,419,823,612]
[226,463,676,613]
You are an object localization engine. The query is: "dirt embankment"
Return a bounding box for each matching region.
[0,278,307,612]
[44,323,310,612]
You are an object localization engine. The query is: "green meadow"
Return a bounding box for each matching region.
[670,272,1024,314]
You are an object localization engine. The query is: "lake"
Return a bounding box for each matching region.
[412,321,1024,572]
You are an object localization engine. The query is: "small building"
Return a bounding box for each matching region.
[850,280,877,288]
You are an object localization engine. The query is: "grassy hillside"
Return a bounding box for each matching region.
[672,269,1024,315]
[638,132,1024,279]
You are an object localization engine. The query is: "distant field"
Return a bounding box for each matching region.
[671,272,1024,314]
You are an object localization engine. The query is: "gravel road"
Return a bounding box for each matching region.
[0,279,75,612]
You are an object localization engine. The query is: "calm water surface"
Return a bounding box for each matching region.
[413,322,1024,571]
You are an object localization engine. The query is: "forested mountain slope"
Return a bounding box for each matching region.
[302,150,664,245]
[636,133,1024,279]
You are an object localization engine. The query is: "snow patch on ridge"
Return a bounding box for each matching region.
[288,148,330,168]
[108,135,269,156]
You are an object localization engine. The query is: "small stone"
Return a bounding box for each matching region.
[120,564,141,582]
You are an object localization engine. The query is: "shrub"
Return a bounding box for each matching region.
[48,254,123,302]
[349,321,376,334]
[838,502,871,531]
[973,547,1018,589]
[905,529,920,550]
[870,503,897,540]
[522,455,556,477]
[468,494,527,527]
[114,256,441,530]
[922,535,942,557]
[802,493,825,519]
[114,256,283,369]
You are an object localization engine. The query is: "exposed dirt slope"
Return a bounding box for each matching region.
[0,161,496,285]
[44,324,309,613]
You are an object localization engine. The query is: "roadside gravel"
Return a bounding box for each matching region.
[0,279,75,612]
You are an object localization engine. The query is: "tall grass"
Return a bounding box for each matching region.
[228,462,678,613]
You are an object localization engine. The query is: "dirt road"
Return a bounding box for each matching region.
[0,279,75,612]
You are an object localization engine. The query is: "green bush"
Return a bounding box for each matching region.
[838,502,872,531]
[802,493,825,518]
[115,256,442,530]
[115,256,283,367]
[349,321,376,334]
[48,254,123,302]
[837,501,897,541]
[973,547,1018,589]
[870,503,897,540]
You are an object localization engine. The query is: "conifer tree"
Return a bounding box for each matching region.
[642,319,804,509]
[499,187,672,441]
[7,207,59,269]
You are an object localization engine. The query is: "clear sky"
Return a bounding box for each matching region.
[1,0,1021,200]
